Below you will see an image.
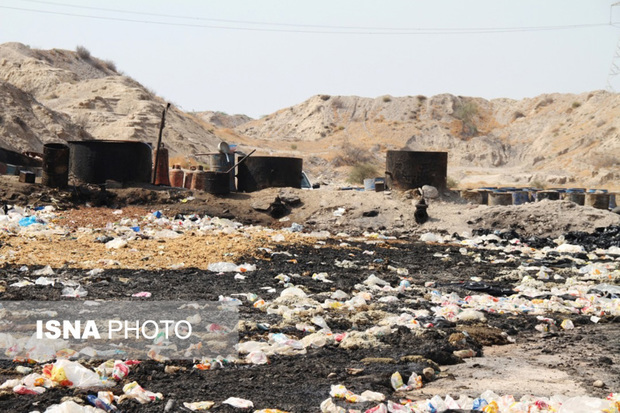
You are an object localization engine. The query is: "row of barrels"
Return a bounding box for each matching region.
[460,188,617,210]
[166,165,232,195]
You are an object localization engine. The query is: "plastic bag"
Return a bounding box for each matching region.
[183,401,215,411]
[44,400,103,412]
[122,381,163,403]
[222,397,253,408]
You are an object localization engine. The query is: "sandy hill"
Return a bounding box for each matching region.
[0,42,617,190]
[235,93,620,189]
[0,42,224,161]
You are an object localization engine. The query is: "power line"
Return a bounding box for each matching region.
[18,0,615,33]
[0,3,613,35]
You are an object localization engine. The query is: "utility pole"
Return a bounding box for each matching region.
[607,2,620,92]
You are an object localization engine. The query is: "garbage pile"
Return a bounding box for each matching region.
[0,204,618,412]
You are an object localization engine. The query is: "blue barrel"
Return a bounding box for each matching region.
[6,164,18,176]
[364,178,375,191]
[512,191,529,205]
[610,193,617,209]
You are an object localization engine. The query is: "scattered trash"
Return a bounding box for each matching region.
[122,381,163,404]
[222,397,254,409]
[183,401,215,411]
[208,262,257,273]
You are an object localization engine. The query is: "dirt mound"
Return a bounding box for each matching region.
[234,92,620,190]
[0,43,224,158]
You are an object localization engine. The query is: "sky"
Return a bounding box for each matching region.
[1,0,619,118]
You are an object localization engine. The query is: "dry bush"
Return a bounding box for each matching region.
[446,176,459,189]
[535,97,554,109]
[76,45,91,60]
[104,60,117,72]
[453,101,478,137]
[347,163,378,184]
[332,145,373,167]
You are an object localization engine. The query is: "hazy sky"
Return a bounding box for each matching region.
[1,0,619,118]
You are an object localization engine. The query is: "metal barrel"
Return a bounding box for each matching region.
[385,150,448,190]
[488,191,513,206]
[536,190,560,202]
[237,156,302,193]
[364,178,375,191]
[153,147,171,186]
[191,166,206,191]
[169,165,184,188]
[204,171,231,195]
[68,140,152,185]
[42,143,70,188]
[565,192,585,205]
[460,190,484,204]
[184,168,195,189]
[511,190,529,205]
[585,193,610,210]
[202,153,235,191]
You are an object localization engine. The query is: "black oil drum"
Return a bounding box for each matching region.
[204,171,231,195]
[68,140,152,185]
[385,150,448,190]
[42,143,70,188]
[237,156,303,192]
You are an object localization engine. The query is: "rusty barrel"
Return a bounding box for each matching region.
[191,166,206,191]
[42,143,69,188]
[169,165,184,188]
[153,147,170,186]
[68,140,152,185]
[385,150,447,191]
[237,156,302,192]
[184,167,196,189]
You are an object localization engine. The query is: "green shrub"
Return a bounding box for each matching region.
[382,95,392,103]
[571,101,581,108]
[348,163,378,184]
